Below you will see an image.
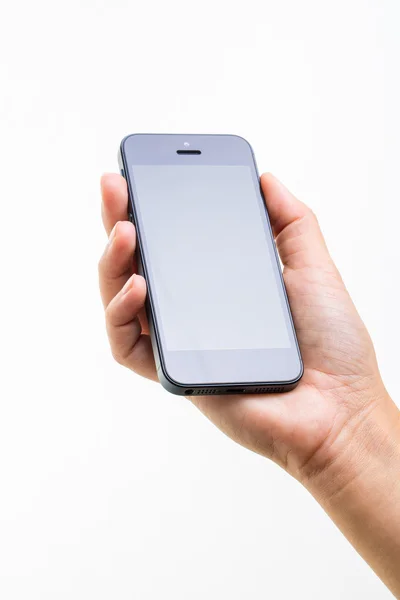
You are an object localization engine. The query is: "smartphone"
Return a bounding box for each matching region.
[118,134,303,396]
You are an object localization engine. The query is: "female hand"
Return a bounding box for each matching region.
[99,172,400,596]
[99,172,394,480]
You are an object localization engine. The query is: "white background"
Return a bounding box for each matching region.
[0,1,399,598]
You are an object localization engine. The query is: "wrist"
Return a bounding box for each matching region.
[302,389,400,597]
[303,388,400,505]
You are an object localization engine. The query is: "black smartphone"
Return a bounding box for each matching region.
[118,134,303,396]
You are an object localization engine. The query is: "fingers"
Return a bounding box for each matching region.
[101,173,129,235]
[105,273,158,381]
[98,220,136,308]
[261,173,334,271]
[99,196,154,378]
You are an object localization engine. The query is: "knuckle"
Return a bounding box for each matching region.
[110,346,125,366]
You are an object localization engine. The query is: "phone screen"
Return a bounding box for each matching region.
[131,164,291,352]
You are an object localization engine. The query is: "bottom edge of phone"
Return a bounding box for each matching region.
[163,383,300,396]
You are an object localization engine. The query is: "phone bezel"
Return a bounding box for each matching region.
[119,133,303,394]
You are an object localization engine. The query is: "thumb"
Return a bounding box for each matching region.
[261,173,333,271]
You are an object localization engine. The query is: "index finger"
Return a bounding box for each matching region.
[101,173,129,235]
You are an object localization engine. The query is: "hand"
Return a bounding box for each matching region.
[99,172,400,596]
[98,173,397,488]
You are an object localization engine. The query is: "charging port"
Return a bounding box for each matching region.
[227,388,245,394]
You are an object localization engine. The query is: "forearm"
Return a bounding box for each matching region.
[306,394,400,598]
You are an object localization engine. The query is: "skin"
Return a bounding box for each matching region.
[99,172,400,597]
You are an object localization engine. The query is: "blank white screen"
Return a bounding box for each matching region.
[132,165,291,351]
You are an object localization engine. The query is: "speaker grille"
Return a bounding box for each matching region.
[177,149,201,155]
[189,386,286,395]
[252,386,285,394]
[191,388,220,395]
